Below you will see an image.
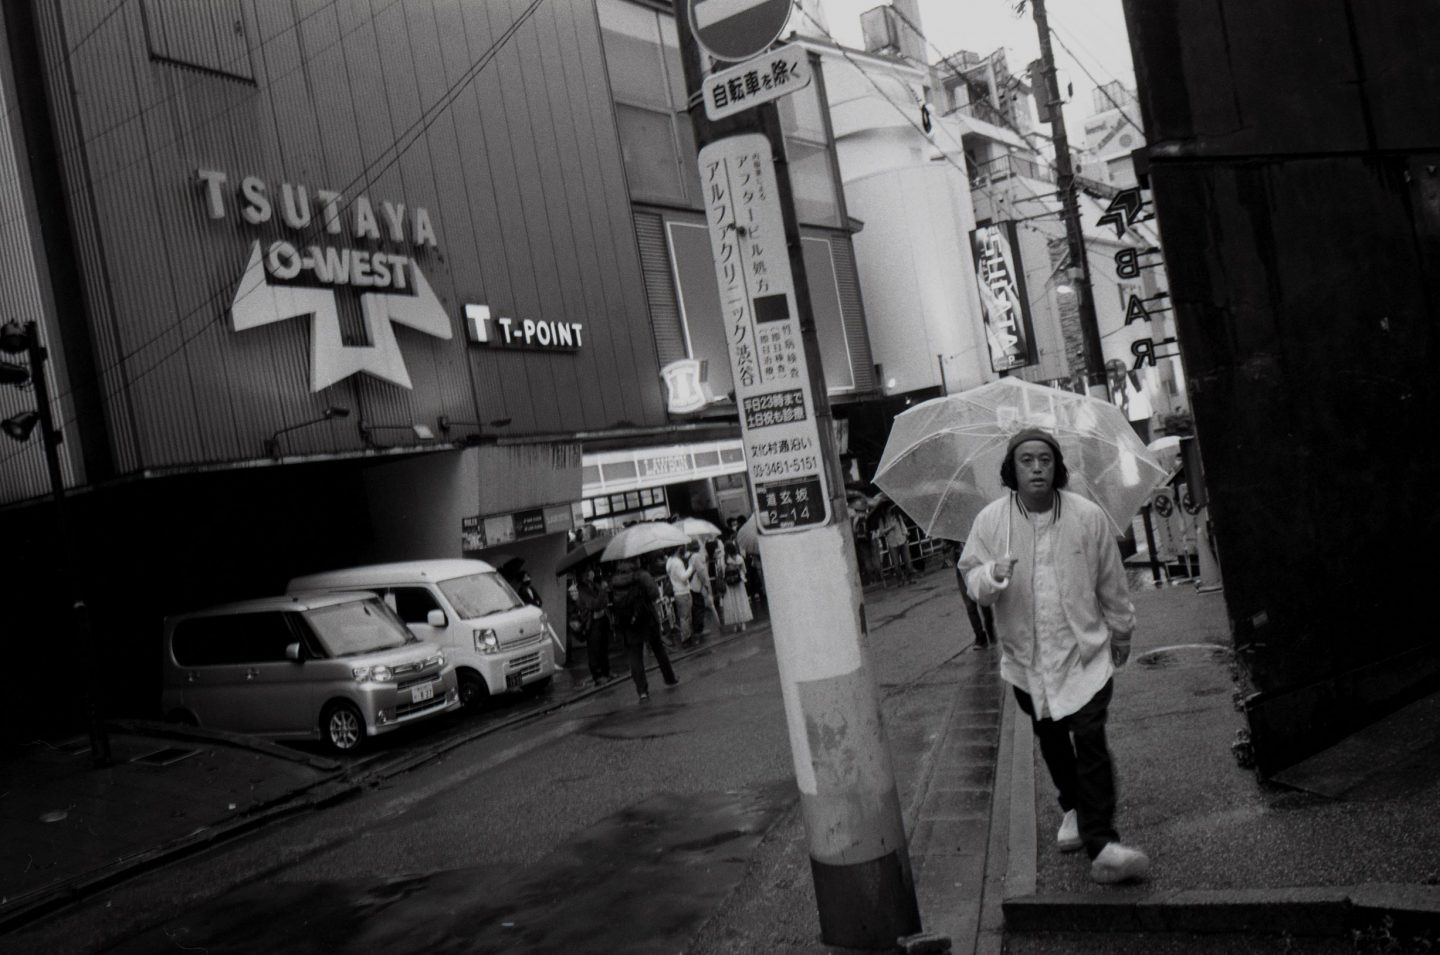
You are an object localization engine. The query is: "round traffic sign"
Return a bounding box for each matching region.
[688,0,791,62]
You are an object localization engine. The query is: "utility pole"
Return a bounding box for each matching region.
[672,3,920,948]
[1028,0,1108,398]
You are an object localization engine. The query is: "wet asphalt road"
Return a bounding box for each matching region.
[5,573,970,955]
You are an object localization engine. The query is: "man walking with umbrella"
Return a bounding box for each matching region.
[958,428,1150,884]
[609,557,679,703]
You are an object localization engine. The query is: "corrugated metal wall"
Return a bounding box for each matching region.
[24,0,665,481]
[827,232,876,396]
[0,31,58,501]
[635,211,688,368]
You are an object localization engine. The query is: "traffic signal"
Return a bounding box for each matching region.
[0,320,29,355]
[1,361,28,386]
[2,411,39,442]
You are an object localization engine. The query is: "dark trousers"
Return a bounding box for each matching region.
[690,591,708,637]
[956,567,995,644]
[586,619,613,681]
[1013,679,1118,859]
[627,624,676,695]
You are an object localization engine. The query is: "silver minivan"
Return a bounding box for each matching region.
[287,559,560,710]
[162,592,460,753]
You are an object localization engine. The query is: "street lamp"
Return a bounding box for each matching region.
[264,406,350,458]
[359,419,437,446]
[1,319,110,766]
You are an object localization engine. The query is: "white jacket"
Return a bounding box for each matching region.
[958,490,1134,719]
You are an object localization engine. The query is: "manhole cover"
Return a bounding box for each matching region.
[131,747,200,767]
[1136,644,1231,669]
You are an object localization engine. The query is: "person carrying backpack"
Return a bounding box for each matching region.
[608,558,678,703]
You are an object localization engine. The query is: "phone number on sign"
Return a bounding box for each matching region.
[751,456,818,480]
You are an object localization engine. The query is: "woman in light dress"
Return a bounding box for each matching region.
[718,539,753,632]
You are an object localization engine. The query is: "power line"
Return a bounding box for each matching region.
[1047,25,1145,137]
[789,3,1054,238]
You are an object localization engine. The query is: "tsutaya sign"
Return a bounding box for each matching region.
[698,133,830,533]
[200,170,452,392]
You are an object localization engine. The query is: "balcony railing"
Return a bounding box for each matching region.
[971,153,1056,187]
[956,99,1011,130]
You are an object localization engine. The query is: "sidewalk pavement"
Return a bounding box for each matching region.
[992,580,1440,952]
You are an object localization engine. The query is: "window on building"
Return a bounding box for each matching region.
[777,78,843,228]
[141,0,255,82]
[598,0,700,206]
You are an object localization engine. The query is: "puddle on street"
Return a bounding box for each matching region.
[1136,643,1232,669]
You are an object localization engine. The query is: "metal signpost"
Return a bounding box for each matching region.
[675,1,920,948]
[699,133,830,533]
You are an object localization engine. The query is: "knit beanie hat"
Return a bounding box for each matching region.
[1006,427,1062,459]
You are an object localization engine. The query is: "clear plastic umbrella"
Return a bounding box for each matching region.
[734,513,760,554]
[673,516,723,539]
[600,521,692,562]
[873,377,1169,540]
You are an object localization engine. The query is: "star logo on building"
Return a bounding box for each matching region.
[229,241,452,392]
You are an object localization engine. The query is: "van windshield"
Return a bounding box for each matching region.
[304,599,415,657]
[438,572,523,619]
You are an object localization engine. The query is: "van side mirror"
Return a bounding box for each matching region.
[426,609,447,628]
[286,642,302,662]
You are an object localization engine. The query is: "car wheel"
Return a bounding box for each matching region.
[321,701,365,754]
[458,670,489,711]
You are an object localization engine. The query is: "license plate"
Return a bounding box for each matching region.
[411,683,434,704]
[505,673,523,690]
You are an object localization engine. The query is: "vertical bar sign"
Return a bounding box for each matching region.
[699,133,830,534]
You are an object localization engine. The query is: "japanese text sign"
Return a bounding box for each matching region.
[703,45,811,121]
[698,134,831,534]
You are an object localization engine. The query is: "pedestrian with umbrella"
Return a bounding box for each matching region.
[960,429,1148,883]
[602,522,686,702]
[875,379,1166,886]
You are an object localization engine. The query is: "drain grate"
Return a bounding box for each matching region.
[131,747,200,767]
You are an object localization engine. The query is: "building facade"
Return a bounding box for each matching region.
[0,0,678,737]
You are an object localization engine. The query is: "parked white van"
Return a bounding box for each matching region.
[162,592,459,753]
[287,559,560,710]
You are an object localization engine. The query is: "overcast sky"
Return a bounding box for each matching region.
[808,0,1137,127]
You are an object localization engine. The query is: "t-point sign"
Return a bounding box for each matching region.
[688,0,792,63]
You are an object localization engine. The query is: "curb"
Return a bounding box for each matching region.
[1002,884,1440,936]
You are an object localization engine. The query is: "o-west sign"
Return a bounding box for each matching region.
[200,169,451,392]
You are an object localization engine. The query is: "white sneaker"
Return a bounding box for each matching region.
[1090,842,1150,884]
[1056,809,1082,853]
